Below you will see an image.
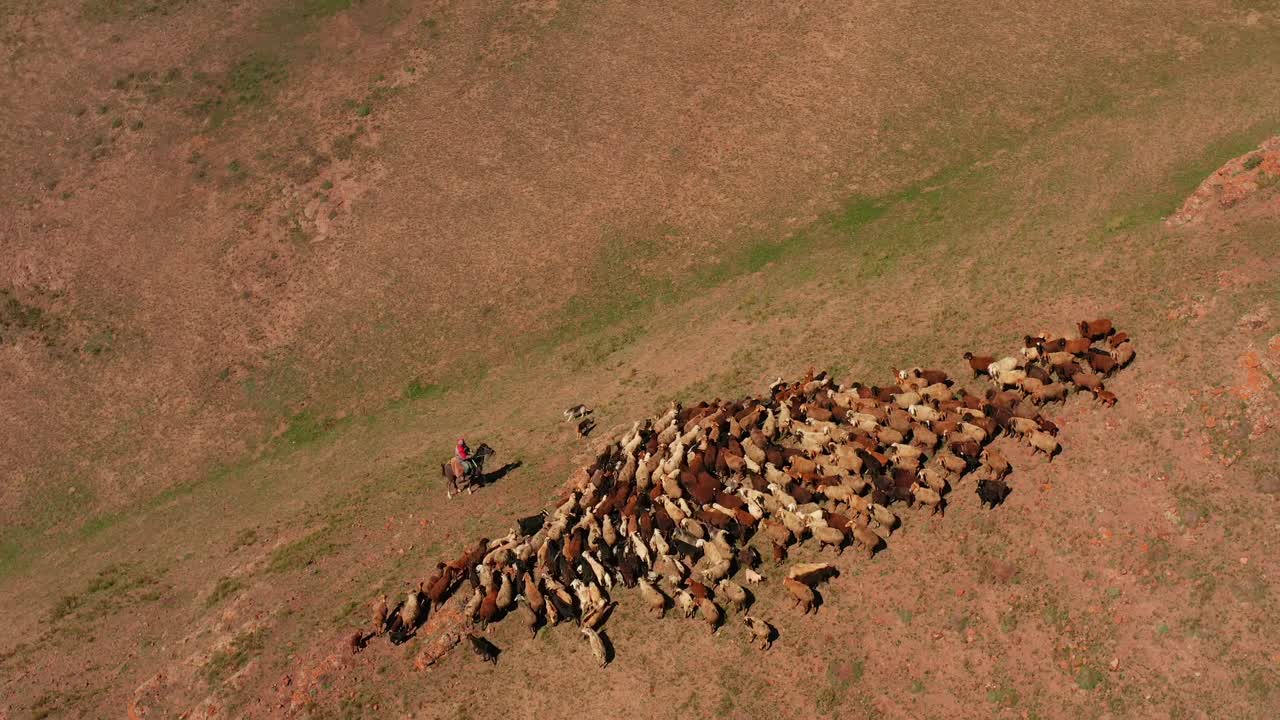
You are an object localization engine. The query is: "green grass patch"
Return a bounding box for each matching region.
[82,0,193,23]
[268,527,343,573]
[201,628,267,686]
[47,563,166,625]
[191,54,287,128]
[206,576,245,607]
[1075,666,1104,690]
[402,379,446,401]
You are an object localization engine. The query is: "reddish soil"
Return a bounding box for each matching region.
[2,2,1280,719]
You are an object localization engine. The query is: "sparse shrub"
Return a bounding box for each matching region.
[1243,154,1263,171]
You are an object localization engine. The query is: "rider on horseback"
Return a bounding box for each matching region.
[455,438,475,478]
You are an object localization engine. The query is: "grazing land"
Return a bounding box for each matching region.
[1,1,1278,718]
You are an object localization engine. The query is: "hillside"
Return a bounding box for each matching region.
[1,1,1278,718]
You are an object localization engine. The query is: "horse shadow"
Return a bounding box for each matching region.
[475,460,523,489]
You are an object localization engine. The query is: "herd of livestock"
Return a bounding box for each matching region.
[354,319,1135,667]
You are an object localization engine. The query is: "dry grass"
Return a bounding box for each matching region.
[0,1,1279,718]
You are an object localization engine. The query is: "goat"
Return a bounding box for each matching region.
[564,404,593,421]
[744,568,765,584]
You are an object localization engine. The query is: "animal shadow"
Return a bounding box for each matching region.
[478,460,523,487]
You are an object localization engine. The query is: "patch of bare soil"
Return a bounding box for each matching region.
[1167,136,1280,226]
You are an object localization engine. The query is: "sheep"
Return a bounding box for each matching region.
[743,615,775,650]
[698,597,723,633]
[581,626,610,667]
[1111,341,1135,368]
[371,594,389,636]
[458,585,481,618]
[518,599,540,638]
[478,587,500,627]
[979,448,1010,479]
[810,524,846,553]
[676,590,697,618]
[964,352,996,377]
[1030,382,1069,405]
[908,403,941,423]
[744,568,765,584]
[782,577,816,614]
[348,629,367,655]
[992,367,1028,389]
[917,465,949,495]
[637,578,667,617]
[1095,389,1118,407]
[987,356,1022,376]
[1078,318,1113,340]
[976,478,1011,508]
[1027,429,1060,461]
[717,579,750,612]
[909,482,943,516]
[496,571,515,610]
[400,586,422,632]
[1085,350,1118,376]
[564,404,592,421]
[851,522,882,558]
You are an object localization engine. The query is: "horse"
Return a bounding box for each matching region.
[441,443,495,498]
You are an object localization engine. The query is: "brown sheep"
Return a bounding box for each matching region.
[909,482,943,516]
[1027,430,1060,461]
[518,599,540,638]
[965,352,997,377]
[1095,389,1118,407]
[811,524,846,553]
[851,522,882,558]
[1064,337,1093,355]
[348,629,367,655]
[478,586,500,627]
[1030,382,1069,405]
[698,597,723,633]
[783,577,816,614]
[1108,332,1130,348]
[371,594,389,636]
[1085,350,1118,376]
[1070,371,1105,393]
[1078,318,1114,340]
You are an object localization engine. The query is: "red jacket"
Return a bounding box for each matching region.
[456,441,470,461]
